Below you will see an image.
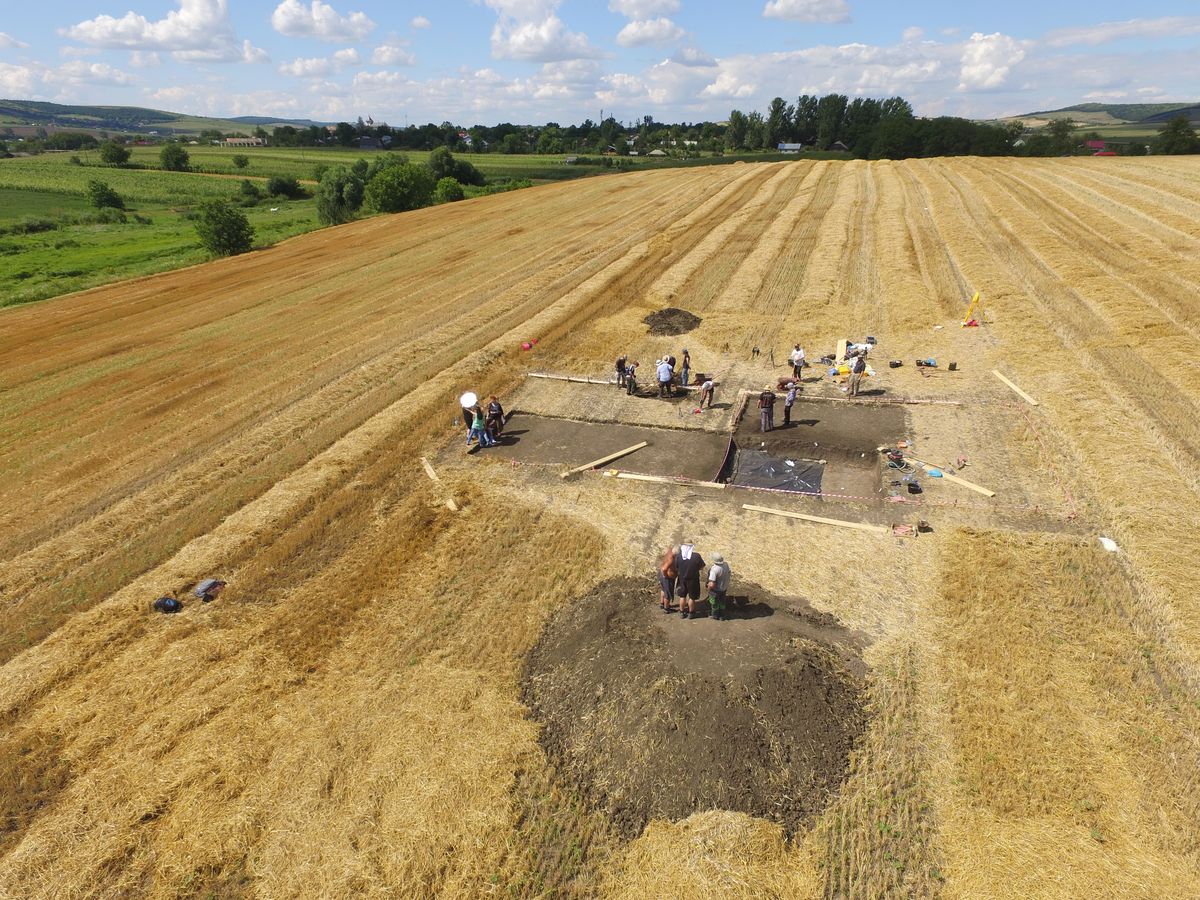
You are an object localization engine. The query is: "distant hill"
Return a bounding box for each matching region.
[0,99,329,135]
[1013,102,1200,125]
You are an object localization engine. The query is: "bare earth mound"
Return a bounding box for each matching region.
[522,576,867,839]
[643,307,701,335]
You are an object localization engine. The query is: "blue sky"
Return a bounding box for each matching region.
[1,1,1198,125]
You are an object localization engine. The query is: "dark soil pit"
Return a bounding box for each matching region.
[643,307,701,336]
[732,398,907,499]
[522,576,868,839]
[487,413,729,481]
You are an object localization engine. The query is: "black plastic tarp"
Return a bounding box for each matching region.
[731,449,824,493]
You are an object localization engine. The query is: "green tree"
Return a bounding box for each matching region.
[160,143,190,171]
[194,200,254,256]
[815,94,849,149]
[315,165,366,225]
[99,141,131,165]
[426,146,485,186]
[725,109,748,151]
[266,175,304,198]
[1155,115,1200,154]
[764,97,789,150]
[237,179,262,206]
[434,177,465,203]
[364,163,435,213]
[1046,118,1077,155]
[232,154,250,168]
[85,180,125,210]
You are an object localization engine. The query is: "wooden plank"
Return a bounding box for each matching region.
[526,372,611,385]
[419,456,459,511]
[606,471,726,489]
[904,457,996,498]
[742,503,891,534]
[992,370,1039,406]
[835,338,848,365]
[561,441,648,478]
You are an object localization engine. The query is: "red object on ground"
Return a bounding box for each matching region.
[963,318,980,327]
[1093,151,1117,157]
[521,341,533,350]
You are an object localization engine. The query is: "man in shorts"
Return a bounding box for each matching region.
[657,545,677,612]
[674,541,707,619]
[707,554,731,620]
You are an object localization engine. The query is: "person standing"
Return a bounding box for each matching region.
[467,404,492,448]
[656,358,673,398]
[625,360,639,395]
[789,344,806,379]
[783,382,797,426]
[680,348,691,387]
[707,554,731,620]
[697,377,715,409]
[758,386,776,432]
[658,545,677,612]
[615,355,627,388]
[849,351,866,397]
[485,395,505,441]
[674,541,707,619]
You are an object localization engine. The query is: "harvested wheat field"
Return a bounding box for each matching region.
[3,156,1200,898]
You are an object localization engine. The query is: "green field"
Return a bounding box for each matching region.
[0,145,841,308]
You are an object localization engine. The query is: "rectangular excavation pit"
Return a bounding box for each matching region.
[486,413,731,481]
[731,398,908,499]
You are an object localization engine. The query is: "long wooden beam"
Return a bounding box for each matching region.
[604,471,726,489]
[904,457,996,498]
[561,442,648,478]
[742,503,891,534]
[992,370,1039,406]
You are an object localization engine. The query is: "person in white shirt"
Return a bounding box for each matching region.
[707,554,731,620]
[789,344,806,379]
[656,359,674,397]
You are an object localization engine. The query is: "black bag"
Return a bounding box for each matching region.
[153,596,182,614]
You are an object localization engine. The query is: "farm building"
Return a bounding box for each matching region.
[223,137,264,147]
[778,142,804,153]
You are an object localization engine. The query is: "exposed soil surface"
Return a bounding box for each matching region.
[522,576,868,839]
[486,413,730,481]
[732,397,907,498]
[643,307,702,335]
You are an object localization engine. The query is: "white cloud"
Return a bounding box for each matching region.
[59,46,102,59]
[481,0,600,62]
[700,70,756,99]
[1044,16,1200,48]
[271,0,375,42]
[130,51,162,67]
[902,26,923,42]
[63,0,268,64]
[411,16,431,29]
[0,60,136,98]
[59,61,135,85]
[372,45,416,65]
[958,32,1026,91]
[0,32,30,50]
[0,63,38,95]
[279,48,360,77]
[762,0,850,24]
[671,46,716,67]
[608,0,679,17]
[617,17,684,47]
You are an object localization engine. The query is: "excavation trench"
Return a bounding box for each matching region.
[484,413,730,481]
[522,576,868,839]
[730,398,907,498]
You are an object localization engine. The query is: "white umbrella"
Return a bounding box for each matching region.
[459,391,478,408]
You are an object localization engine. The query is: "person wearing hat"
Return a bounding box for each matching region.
[656,358,673,398]
[783,381,797,426]
[707,554,731,620]
[673,541,707,619]
[848,349,867,397]
[758,385,776,432]
[680,348,691,388]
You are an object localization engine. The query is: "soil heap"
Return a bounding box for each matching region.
[643,307,701,335]
[522,576,867,838]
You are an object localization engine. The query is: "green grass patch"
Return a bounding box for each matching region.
[0,187,93,222]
